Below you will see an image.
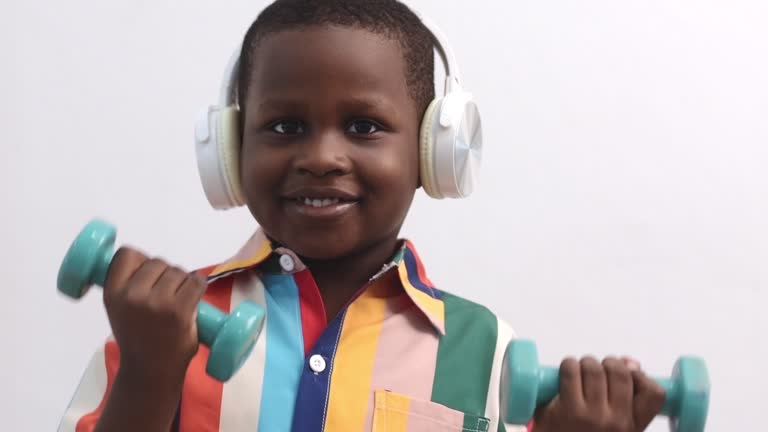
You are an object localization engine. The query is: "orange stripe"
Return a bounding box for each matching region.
[75,341,120,432]
[324,287,388,431]
[178,274,234,431]
[372,391,410,432]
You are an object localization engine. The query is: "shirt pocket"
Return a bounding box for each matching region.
[371,390,490,432]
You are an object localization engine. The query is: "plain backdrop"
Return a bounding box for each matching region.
[3,0,767,430]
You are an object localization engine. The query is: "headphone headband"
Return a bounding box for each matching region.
[218,12,463,108]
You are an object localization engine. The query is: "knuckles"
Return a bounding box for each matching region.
[603,357,633,383]
[580,356,605,377]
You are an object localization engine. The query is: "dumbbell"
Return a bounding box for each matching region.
[501,339,710,432]
[57,219,265,382]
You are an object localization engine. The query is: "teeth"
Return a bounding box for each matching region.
[299,197,341,208]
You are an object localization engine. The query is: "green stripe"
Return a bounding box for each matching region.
[464,414,490,432]
[431,292,498,421]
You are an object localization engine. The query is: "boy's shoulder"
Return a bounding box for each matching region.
[433,287,517,343]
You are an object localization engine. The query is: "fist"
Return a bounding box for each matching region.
[532,356,666,432]
[103,247,208,382]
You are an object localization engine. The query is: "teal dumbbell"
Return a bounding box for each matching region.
[57,219,265,382]
[502,339,710,432]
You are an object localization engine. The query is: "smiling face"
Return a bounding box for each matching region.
[239,26,422,260]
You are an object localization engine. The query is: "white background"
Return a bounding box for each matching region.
[3,0,767,430]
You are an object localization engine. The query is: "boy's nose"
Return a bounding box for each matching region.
[294,131,352,177]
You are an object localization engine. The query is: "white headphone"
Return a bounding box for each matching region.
[194,13,483,210]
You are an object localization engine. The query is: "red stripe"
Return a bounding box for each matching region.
[178,272,234,432]
[405,240,435,288]
[75,341,120,432]
[294,269,327,356]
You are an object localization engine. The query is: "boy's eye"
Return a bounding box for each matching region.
[271,120,305,135]
[347,120,381,135]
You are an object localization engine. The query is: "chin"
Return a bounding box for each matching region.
[289,237,358,261]
[269,226,358,260]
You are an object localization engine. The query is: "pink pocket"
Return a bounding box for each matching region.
[371,390,490,432]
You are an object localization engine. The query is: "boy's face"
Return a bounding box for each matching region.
[240,26,422,260]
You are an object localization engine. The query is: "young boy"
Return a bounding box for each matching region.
[58,1,665,431]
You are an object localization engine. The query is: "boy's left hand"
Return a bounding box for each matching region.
[532,357,666,432]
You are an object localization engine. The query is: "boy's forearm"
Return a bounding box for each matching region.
[93,367,185,432]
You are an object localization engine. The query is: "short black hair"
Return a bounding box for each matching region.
[236,0,436,120]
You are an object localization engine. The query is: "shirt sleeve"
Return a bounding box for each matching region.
[57,338,120,432]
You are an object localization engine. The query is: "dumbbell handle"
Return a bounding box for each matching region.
[534,367,677,416]
[89,245,224,348]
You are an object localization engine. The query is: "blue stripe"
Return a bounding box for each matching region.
[403,246,442,298]
[291,308,347,432]
[258,274,306,432]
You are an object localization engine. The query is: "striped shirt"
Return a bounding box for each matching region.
[58,229,531,432]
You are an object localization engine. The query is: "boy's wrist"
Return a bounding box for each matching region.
[115,361,188,397]
[93,366,186,432]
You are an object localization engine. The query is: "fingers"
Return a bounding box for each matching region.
[104,248,206,312]
[536,353,666,432]
[603,357,633,410]
[632,369,667,429]
[603,356,634,430]
[104,246,147,296]
[150,265,191,303]
[557,357,585,412]
[581,357,608,406]
[175,272,209,315]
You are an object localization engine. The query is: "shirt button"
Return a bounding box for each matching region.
[309,354,326,373]
[279,254,295,272]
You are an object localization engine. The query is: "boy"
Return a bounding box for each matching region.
[58,1,665,431]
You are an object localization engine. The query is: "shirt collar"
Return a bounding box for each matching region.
[206,229,446,335]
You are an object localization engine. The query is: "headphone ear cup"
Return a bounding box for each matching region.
[419,98,443,199]
[217,107,246,206]
[419,91,483,200]
[195,106,246,209]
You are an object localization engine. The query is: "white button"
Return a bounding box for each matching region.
[309,354,326,373]
[279,254,295,272]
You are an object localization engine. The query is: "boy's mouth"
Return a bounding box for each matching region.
[282,187,360,219]
[296,197,350,208]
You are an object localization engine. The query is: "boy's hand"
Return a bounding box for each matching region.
[532,357,666,432]
[103,246,208,384]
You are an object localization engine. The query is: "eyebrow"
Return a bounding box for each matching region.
[338,95,399,116]
[255,95,401,118]
[255,99,305,114]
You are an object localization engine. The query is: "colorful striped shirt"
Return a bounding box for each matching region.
[58,229,531,432]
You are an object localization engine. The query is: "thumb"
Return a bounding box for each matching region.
[531,394,563,432]
[631,369,666,430]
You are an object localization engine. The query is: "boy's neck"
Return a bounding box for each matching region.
[301,237,400,322]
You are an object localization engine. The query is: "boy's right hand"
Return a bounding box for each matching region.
[103,246,208,384]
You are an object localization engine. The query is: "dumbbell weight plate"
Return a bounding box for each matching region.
[206,301,266,381]
[670,357,710,432]
[502,339,541,424]
[57,219,116,299]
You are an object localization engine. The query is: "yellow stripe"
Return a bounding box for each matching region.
[372,391,410,432]
[324,289,388,432]
[210,241,272,277]
[397,265,445,334]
